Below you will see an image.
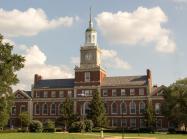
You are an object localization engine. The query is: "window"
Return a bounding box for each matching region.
[130,89,135,96]
[121,119,127,127]
[139,88,144,96]
[43,103,48,115]
[44,91,48,98]
[50,103,56,115]
[85,90,92,96]
[111,102,118,114]
[139,101,145,114]
[85,72,90,82]
[130,101,136,114]
[12,106,16,115]
[36,92,40,98]
[155,103,161,114]
[35,104,40,115]
[156,119,162,129]
[112,89,117,96]
[140,119,146,128]
[130,118,136,128]
[84,102,91,116]
[104,103,109,114]
[103,89,108,96]
[121,89,126,96]
[51,91,56,98]
[20,105,26,113]
[112,119,120,127]
[59,91,64,98]
[68,90,72,97]
[59,104,63,115]
[120,102,127,114]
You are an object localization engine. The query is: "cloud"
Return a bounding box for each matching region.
[172,0,187,3]
[0,8,79,37]
[101,49,131,70]
[96,7,176,53]
[14,45,73,90]
[70,57,79,65]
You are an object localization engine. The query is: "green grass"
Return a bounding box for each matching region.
[0,132,186,139]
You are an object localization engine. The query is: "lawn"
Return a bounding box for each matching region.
[0,133,186,139]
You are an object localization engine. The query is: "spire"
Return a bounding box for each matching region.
[89,7,93,28]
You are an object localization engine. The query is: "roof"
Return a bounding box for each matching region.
[101,75,148,87]
[34,79,74,89]
[24,91,32,97]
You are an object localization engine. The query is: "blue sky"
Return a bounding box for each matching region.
[0,0,187,90]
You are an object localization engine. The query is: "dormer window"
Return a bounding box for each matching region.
[85,72,90,82]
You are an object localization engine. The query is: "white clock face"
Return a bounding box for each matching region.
[85,53,92,61]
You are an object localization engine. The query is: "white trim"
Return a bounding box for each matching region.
[50,103,56,115]
[130,101,136,114]
[139,101,145,114]
[42,103,48,115]
[58,103,63,115]
[34,103,40,115]
[111,102,118,114]
[130,118,136,128]
[121,118,127,127]
[120,102,127,114]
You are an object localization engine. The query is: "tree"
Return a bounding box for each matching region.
[61,97,78,130]
[19,112,31,129]
[144,100,156,132]
[88,90,107,128]
[162,78,187,130]
[0,34,25,129]
[29,120,43,132]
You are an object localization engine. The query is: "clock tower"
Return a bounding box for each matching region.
[75,9,106,86]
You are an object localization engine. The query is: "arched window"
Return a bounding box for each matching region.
[50,103,56,115]
[104,103,108,114]
[130,101,136,114]
[120,102,127,114]
[43,103,48,115]
[35,103,40,115]
[111,102,118,114]
[139,101,145,114]
[84,102,91,116]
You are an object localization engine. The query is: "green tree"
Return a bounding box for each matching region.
[144,100,156,131]
[19,112,31,129]
[61,97,78,130]
[0,34,24,129]
[88,90,107,128]
[162,79,187,130]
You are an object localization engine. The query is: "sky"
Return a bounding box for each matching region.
[0,0,187,90]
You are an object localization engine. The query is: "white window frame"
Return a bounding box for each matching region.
[130,101,136,114]
[58,104,63,115]
[103,89,108,96]
[139,88,144,96]
[84,72,90,82]
[139,101,145,114]
[112,89,117,96]
[36,92,40,98]
[85,90,92,97]
[155,103,161,114]
[121,118,127,127]
[112,119,120,127]
[111,102,118,114]
[51,91,56,98]
[11,106,16,115]
[121,89,126,96]
[59,91,64,98]
[140,119,146,128]
[34,103,40,115]
[20,105,26,113]
[50,103,56,115]
[42,103,48,115]
[44,91,48,98]
[68,90,72,97]
[120,102,127,114]
[130,118,136,128]
[130,89,135,96]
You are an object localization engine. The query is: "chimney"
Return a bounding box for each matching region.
[34,74,42,84]
[146,69,152,94]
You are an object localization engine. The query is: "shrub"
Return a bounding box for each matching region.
[84,120,93,132]
[69,121,85,132]
[29,120,43,132]
[43,119,55,132]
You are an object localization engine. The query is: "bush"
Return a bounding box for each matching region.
[43,119,55,132]
[84,120,93,132]
[29,120,43,132]
[69,121,85,133]
[0,129,17,133]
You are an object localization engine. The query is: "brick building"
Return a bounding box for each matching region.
[10,14,168,130]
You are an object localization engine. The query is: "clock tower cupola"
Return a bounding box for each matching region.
[75,8,106,86]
